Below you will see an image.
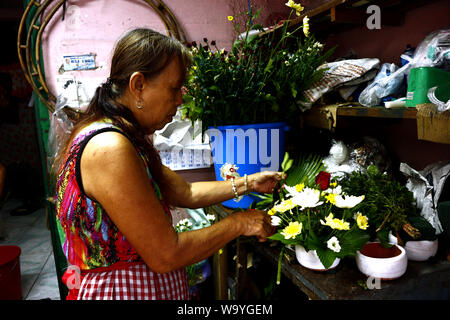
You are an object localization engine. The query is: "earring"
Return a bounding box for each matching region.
[136,99,144,109]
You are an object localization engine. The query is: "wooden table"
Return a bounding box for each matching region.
[206,205,450,300]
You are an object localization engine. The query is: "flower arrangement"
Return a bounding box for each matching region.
[181,1,334,133]
[266,156,370,269]
[339,165,437,246]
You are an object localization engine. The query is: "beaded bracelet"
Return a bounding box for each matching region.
[231,177,239,200]
[244,174,248,196]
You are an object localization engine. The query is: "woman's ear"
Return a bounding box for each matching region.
[128,72,146,100]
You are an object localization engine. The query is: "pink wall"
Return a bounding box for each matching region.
[323,0,450,65]
[42,0,290,97]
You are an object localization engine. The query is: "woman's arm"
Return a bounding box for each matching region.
[80,132,272,273]
[161,165,284,209]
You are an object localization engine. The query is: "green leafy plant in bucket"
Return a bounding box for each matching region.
[181,2,334,135]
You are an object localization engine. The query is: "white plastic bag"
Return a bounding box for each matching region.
[358,63,406,107]
[400,161,450,235]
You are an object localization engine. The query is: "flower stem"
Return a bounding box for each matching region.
[276,246,284,285]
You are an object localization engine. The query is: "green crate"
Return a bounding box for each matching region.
[405,67,450,107]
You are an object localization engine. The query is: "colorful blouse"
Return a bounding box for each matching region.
[55,120,189,300]
[55,120,169,270]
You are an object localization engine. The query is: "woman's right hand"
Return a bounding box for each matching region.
[232,209,273,242]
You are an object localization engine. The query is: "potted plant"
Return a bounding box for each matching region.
[263,154,370,271]
[181,2,334,208]
[339,165,430,246]
[340,164,439,278]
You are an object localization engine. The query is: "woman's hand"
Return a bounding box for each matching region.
[249,171,286,194]
[232,209,274,242]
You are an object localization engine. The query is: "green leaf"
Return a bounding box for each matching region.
[268,232,298,245]
[264,58,274,74]
[285,154,324,187]
[315,248,337,270]
[337,228,370,257]
[407,216,437,241]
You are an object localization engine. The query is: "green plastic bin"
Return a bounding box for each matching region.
[405,67,450,107]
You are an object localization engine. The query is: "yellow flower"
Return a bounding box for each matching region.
[303,16,310,37]
[272,198,296,213]
[320,213,350,230]
[268,208,277,216]
[227,16,234,21]
[281,221,302,240]
[325,193,337,205]
[329,181,337,187]
[295,183,305,192]
[354,212,369,230]
[285,0,304,16]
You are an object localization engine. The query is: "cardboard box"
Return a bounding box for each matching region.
[416,103,450,144]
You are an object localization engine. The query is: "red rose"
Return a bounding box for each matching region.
[316,171,331,190]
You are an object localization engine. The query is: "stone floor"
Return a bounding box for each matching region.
[0,198,61,300]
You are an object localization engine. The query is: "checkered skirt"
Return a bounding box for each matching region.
[65,262,189,300]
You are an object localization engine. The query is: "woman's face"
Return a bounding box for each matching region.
[136,56,185,134]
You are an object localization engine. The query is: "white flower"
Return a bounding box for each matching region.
[327,236,341,253]
[271,216,282,227]
[284,183,305,198]
[334,194,365,208]
[206,214,216,222]
[178,218,192,228]
[291,187,324,210]
[323,185,342,195]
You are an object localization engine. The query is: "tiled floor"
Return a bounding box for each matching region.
[0,198,61,300]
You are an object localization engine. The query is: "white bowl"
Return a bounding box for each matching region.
[356,242,407,280]
[405,239,438,261]
[295,245,340,271]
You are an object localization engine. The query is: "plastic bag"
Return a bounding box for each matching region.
[400,161,450,234]
[409,28,450,71]
[359,28,450,107]
[322,140,354,179]
[358,63,405,107]
[348,136,392,174]
[47,95,77,171]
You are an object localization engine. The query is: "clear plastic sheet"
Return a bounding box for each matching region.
[47,96,77,172]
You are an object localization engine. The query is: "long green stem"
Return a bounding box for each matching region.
[276,246,284,285]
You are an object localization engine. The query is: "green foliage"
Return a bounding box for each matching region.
[253,152,324,211]
[285,153,324,187]
[181,8,334,134]
[339,165,426,245]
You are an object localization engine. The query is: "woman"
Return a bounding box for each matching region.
[54,28,283,300]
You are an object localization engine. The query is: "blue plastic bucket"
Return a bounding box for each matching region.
[207,122,288,209]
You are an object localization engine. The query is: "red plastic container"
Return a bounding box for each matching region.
[0,246,22,300]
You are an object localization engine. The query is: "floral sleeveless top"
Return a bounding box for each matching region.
[55,120,171,270]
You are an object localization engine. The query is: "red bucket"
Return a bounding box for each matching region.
[0,246,22,300]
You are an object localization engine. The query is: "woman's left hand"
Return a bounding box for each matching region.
[249,171,286,194]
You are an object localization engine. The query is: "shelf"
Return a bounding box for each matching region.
[337,106,417,119]
[206,205,450,300]
[300,103,450,145]
[262,0,434,39]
